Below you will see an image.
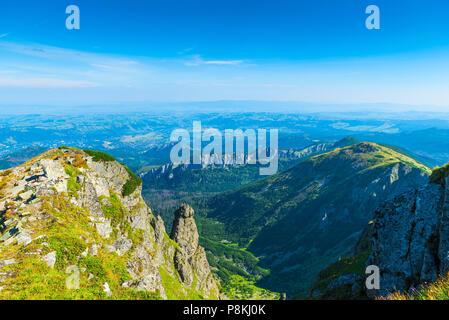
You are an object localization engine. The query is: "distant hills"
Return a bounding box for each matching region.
[0,146,47,170]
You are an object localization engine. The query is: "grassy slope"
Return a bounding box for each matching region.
[199,143,430,295]
[387,275,449,300]
[205,143,430,245]
[0,148,200,300]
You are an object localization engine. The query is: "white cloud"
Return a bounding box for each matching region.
[0,78,98,88]
[204,60,244,65]
[0,33,9,38]
[184,55,244,66]
[0,41,146,87]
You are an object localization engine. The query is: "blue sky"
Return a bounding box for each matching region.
[0,0,449,109]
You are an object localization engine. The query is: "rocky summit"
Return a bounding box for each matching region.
[0,147,219,299]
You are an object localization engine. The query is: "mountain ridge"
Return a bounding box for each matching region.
[200,142,430,295]
[309,163,449,300]
[0,147,219,299]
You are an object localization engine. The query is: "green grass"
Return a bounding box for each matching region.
[83,149,115,162]
[158,266,205,300]
[100,192,126,228]
[0,188,161,300]
[388,274,449,300]
[199,235,277,299]
[67,177,81,195]
[122,165,142,197]
[429,163,449,185]
[307,248,371,300]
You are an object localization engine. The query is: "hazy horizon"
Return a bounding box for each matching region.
[1,0,448,109]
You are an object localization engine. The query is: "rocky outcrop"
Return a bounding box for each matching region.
[307,174,449,300]
[0,148,219,299]
[170,204,218,295]
[366,176,449,297]
[171,205,198,256]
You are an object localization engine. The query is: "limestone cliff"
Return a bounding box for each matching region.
[308,168,449,299]
[367,175,449,297]
[0,147,219,299]
[170,204,219,296]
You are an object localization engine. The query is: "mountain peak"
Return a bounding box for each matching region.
[0,147,219,299]
[349,142,380,153]
[205,142,430,295]
[334,136,359,148]
[174,203,195,219]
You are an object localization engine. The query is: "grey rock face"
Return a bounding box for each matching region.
[170,204,219,297]
[114,238,133,256]
[170,204,198,257]
[368,177,449,297]
[42,251,57,268]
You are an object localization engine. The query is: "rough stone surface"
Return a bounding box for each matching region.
[367,176,449,297]
[42,251,57,268]
[170,204,198,257]
[114,238,132,256]
[0,148,219,299]
[103,282,112,296]
[170,204,219,297]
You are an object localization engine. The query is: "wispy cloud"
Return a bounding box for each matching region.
[184,55,245,66]
[0,78,98,88]
[204,60,244,65]
[0,41,146,88]
[0,33,9,39]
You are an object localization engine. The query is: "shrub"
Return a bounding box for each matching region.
[429,163,449,185]
[79,256,107,280]
[122,166,142,197]
[64,165,81,178]
[101,193,126,227]
[48,233,87,270]
[72,154,88,168]
[67,177,81,195]
[83,149,115,162]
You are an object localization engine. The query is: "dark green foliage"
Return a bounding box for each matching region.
[379,143,438,169]
[307,248,371,300]
[48,234,87,270]
[197,143,429,295]
[122,166,142,197]
[101,193,126,227]
[58,145,70,150]
[200,236,269,277]
[83,149,115,162]
[79,256,107,280]
[429,163,449,185]
[199,235,275,299]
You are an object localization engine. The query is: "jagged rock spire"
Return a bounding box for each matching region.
[170,204,199,258]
